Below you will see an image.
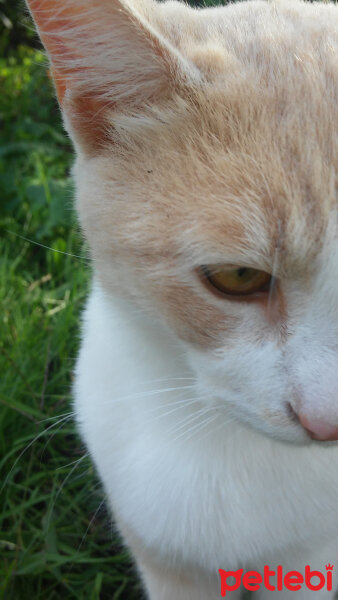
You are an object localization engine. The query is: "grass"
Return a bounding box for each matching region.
[0,42,141,600]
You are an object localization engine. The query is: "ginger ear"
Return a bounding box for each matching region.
[25,0,190,152]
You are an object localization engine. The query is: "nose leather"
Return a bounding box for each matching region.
[298,413,338,441]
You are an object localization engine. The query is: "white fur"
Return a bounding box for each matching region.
[75,283,338,597]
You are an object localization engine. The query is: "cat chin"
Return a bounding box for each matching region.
[264,430,313,446]
[250,421,338,447]
[232,413,315,446]
[206,393,311,445]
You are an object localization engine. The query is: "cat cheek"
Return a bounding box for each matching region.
[160,285,239,348]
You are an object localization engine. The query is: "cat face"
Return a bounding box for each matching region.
[27,0,337,443]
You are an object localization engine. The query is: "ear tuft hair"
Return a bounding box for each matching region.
[26,0,194,151]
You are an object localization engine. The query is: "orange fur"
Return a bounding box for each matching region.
[26,0,337,349]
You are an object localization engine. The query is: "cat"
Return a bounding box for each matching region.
[26,0,338,597]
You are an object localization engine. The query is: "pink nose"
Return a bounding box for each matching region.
[299,413,338,441]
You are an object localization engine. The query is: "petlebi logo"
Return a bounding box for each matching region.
[219,564,334,596]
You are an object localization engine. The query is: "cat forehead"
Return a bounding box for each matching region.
[75,0,337,279]
[106,1,337,221]
[102,95,336,275]
[81,127,336,281]
[157,0,337,75]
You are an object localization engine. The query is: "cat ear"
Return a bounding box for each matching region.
[26,0,194,152]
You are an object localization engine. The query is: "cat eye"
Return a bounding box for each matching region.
[201,265,272,297]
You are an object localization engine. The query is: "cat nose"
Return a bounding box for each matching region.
[298,412,338,441]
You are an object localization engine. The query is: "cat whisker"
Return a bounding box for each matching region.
[137,376,195,385]
[191,413,234,444]
[5,230,89,263]
[1,414,74,496]
[76,498,106,553]
[56,453,89,471]
[141,393,208,415]
[192,414,222,443]
[39,414,74,459]
[37,410,75,424]
[99,395,209,430]
[168,403,240,444]
[45,453,88,533]
[166,405,213,439]
[99,383,196,407]
[171,411,219,444]
[141,396,210,426]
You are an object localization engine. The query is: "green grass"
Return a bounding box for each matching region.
[0,43,141,600]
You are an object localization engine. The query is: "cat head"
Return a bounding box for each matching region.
[27,0,338,444]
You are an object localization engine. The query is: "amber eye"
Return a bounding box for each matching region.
[201,265,272,296]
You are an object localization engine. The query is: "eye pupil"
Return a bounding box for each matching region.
[237,268,247,278]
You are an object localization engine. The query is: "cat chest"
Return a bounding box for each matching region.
[89,426,338,571]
